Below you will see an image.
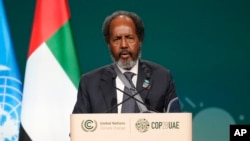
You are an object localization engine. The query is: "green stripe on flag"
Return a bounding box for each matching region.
[46,21,81,88]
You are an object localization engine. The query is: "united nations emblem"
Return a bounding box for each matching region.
[135,118,150,133]
[81,120,97,132]
[0,65,22,140]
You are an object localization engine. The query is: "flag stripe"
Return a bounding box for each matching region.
[22,43,77,141]
[46,21,81,87]
[28,0,70,57]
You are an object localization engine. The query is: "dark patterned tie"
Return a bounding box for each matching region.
[121,72,136,113]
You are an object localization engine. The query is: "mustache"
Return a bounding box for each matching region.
[119,49,131,55]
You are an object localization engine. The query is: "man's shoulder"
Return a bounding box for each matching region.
[81,64,114,78]
[140,60,170,73]
[140,60,174,81]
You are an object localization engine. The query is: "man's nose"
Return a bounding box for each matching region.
[120,38,128,48]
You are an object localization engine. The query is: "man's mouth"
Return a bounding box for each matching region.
[120,51,131,59]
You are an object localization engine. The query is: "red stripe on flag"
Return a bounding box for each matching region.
[28,0,70,57]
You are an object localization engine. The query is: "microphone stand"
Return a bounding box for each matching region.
[105,86,158,113]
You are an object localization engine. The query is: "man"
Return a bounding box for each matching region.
[72,10,181,113]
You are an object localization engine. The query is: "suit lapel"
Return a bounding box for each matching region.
[136,61,150,102]
[99,65,117,113]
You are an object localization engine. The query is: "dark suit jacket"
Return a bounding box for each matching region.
[72,60,181,113]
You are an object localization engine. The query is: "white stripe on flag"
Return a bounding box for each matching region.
[21,43,77,141]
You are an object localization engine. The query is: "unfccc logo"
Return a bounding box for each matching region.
[81,120,97,132]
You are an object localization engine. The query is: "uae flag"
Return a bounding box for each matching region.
[20,0,81,140]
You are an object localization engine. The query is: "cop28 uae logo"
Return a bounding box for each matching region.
[135,118,150,133]
[81,120,97,132]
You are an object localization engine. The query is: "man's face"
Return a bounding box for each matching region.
[108,15,141,70]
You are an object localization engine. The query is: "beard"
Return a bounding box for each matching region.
[116,56,137,70]
[110,49,141,70]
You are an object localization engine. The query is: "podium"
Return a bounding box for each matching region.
[70,113,192,141]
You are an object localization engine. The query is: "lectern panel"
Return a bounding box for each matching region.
[70,113,192,141]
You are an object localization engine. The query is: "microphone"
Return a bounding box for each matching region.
[105,85,159,113]
[105,86,147,113]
